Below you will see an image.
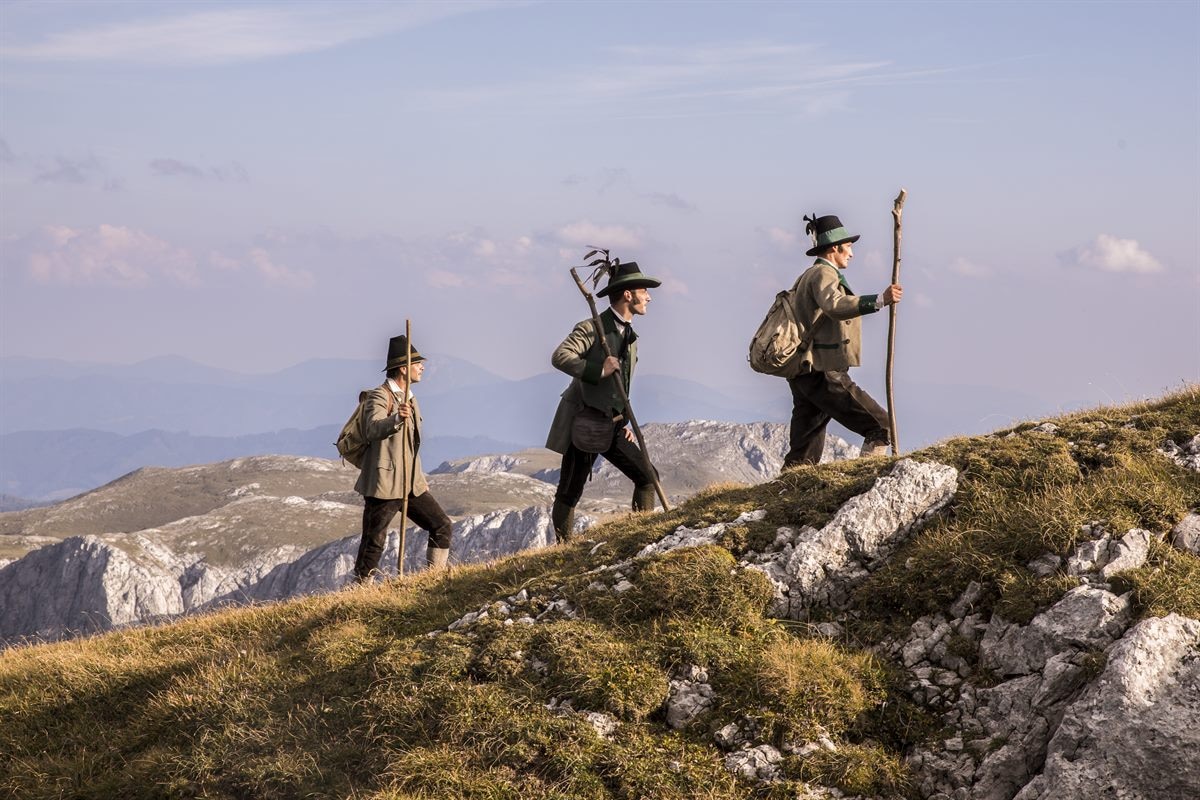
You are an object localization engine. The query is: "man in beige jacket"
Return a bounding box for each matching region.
[352,335,451,581]
[785,214,903,466]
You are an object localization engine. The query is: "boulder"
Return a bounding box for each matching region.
[1014,614,1200,800]
[980,586,1132,676]
[746,459,958,616]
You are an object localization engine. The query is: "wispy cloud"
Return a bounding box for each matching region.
[0,3,504,66]
[427,269,466,289]
[151,158,250,182]
[761,226,799,251]
[416,40,960,119]
[248,247,313,289]
[23,224,197,287]
[556,221,642,251]
[948,257,993,278]
[643,191,697,213]
[34,155,102,185]
[561,168,696,212]
[1059,234,1164,275]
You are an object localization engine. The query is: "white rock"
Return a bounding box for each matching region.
[763,460,958,615]
[580,710,620,739]
[1099,529,1152,580]
[714,722,741,749]
[1170,513,1200,556]
[665,678,716,729]
[725,744,783,783]
[1159,434,1200,472]
[980,586,1132,676]
[1014,614,1200,800]
[1025,554,1062,578]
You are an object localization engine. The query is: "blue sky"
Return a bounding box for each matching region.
[1,1,1197,427]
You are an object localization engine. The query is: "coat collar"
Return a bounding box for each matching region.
[600,307,638,344]
[814,258,854,295]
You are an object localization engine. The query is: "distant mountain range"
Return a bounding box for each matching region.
[0,355,1054,502]
[0,422,855,643]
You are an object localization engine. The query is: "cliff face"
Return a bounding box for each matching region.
[0,504,573,645]
[1,422,837,645]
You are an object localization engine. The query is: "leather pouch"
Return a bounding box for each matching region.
[571,405,614,453]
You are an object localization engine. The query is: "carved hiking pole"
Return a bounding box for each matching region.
[397,318,412,577]
[886,189,907,456]
[570,252,671,512]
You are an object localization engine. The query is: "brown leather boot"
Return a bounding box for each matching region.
[552,500,575,543]
[632,484,656,512]
[862,439,890,457]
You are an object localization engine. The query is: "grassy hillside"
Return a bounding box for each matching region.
[2,391,1197,799]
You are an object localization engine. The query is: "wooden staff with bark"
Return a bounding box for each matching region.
[397,318,412,577]
[886,190,906,456]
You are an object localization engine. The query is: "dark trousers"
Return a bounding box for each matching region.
[355,492,452,578]
[555,424,656,508]
[785,370,890,466]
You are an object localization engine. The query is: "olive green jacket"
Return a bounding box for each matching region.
[353,383,429,499]
[545,308,638,454]
[793,259,881,375]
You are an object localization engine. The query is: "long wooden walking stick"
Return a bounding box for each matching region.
[569,262,671,512]
[886,189,907,456]
[397,319,412,577]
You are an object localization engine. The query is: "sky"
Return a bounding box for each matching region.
[1,0,1198,429]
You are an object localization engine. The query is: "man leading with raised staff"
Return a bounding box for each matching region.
[784,213,903,467]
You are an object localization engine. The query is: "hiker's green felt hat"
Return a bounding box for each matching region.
[804,214,860,257]
[596,261,662,298]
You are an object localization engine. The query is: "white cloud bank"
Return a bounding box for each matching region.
[16,224,311,289]
[1060,234,1164,274]
[26,225,196,287]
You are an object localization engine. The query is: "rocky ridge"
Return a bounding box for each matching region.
[431,437,1200,799]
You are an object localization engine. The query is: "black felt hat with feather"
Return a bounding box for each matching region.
[596,261,661,298]
[803,214,860,257]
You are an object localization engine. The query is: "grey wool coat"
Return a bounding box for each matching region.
[545,308,638,454]
[793,258,882,374]
[353,384,429,499]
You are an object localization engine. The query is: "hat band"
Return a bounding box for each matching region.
[815,226,853,245]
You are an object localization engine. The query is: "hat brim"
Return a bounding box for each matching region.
[806,233,859,257]
[596,276,662,298]
[383,353,426,371]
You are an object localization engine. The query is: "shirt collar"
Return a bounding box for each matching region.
[386,378,412,400]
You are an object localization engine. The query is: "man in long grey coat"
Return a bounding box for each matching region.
[352,335,452,581]
[784,214,903,467]
[546,262,661,542]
